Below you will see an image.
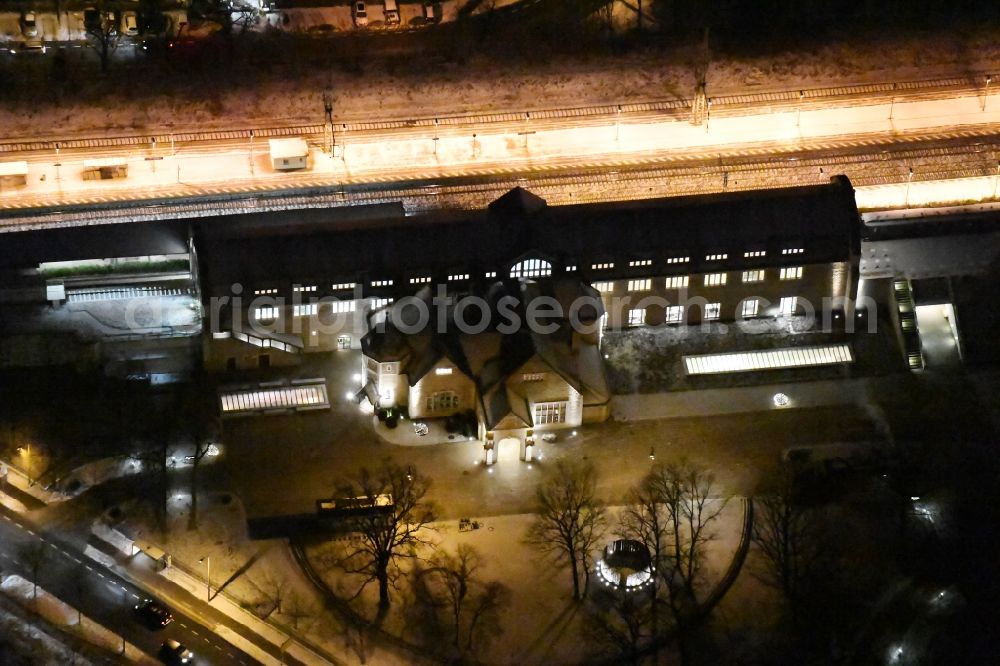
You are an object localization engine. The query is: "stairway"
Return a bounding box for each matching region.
[893,279,923,370]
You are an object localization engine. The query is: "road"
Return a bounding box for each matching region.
[0,503,264,666]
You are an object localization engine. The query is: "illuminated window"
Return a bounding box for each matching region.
[534,402,567,424]
[522,373,546,382]
[293,285,317,292]
[371,279,393,287]
[780,266,803,280]
[665,276,689,289]
[665,306,684,323]
[435,367,453,376]
[293,303,318,317]
[667,256,689,264]
[372,298,393,309]
[782,248,804,255]
[449,273,469,281]
[484,271,497,278]
[742,270,765,283]
[330,300,356,313]
[254,306,279,320]
[628,308,646,326]
[704,273,727,286]
[779,296,799,316]
[410,276,431,285]
[565,265,577,272]
[741,298,760,318]
[744,250,766,258]
[705,303,721,320]
[628,279,651,291]
[426,391,459,412]
[510,258,552,278]
[253,288,278,295]
[592,281,614,293]
[592,262,615,270]
[629,259,652,267]
[705,253,728,261]
[331,282,356,291]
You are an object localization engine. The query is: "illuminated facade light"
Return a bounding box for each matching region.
[684,344,854,375]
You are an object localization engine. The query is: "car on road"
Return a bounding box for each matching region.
[352,1,368,26]
[158,639,193,664]
[134,599,173,628]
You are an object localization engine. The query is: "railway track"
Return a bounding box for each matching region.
[0,71,992,155]
[2,129,997,231]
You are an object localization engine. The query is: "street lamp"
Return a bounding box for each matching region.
[796,90,803,127]
[984,75,992,112]
[904,167,914,207]
[198,556,211,601]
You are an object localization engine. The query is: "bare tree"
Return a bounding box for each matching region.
[525,460,606,601]
[584,589,653,666]
[18,541,47,602]
[184,383,219,531]
[282,590,318,633]
[416,544,510,658]
[334,461,436,610]
[751,470,818,607]
[84,1,121,74]
[621,460,728,665]
[254,571,288,619]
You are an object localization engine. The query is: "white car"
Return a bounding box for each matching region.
[352,1,368,26]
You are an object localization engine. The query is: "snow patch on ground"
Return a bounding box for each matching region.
[0,574,157,664]
[0,29,997,139]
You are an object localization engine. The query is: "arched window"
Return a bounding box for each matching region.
[510,258,552,279]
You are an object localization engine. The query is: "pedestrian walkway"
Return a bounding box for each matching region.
[86,533,321,666]
[611,375,906,421]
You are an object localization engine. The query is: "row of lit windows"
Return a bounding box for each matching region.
[626,296,799,326]
[522,372,546,382]
[297,253,807,294]
[257,300,359,319]
[601,267,805,293]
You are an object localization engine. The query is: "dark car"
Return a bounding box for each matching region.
[158,639,193,664]
[134,599,174,628]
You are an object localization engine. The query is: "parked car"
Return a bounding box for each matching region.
[134,599,173,628]
[158,639,193,664]
[352,1,368,26]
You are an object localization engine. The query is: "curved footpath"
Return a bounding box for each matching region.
[292,497,755,665]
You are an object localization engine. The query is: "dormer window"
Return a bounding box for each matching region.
[510,258,552,278]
